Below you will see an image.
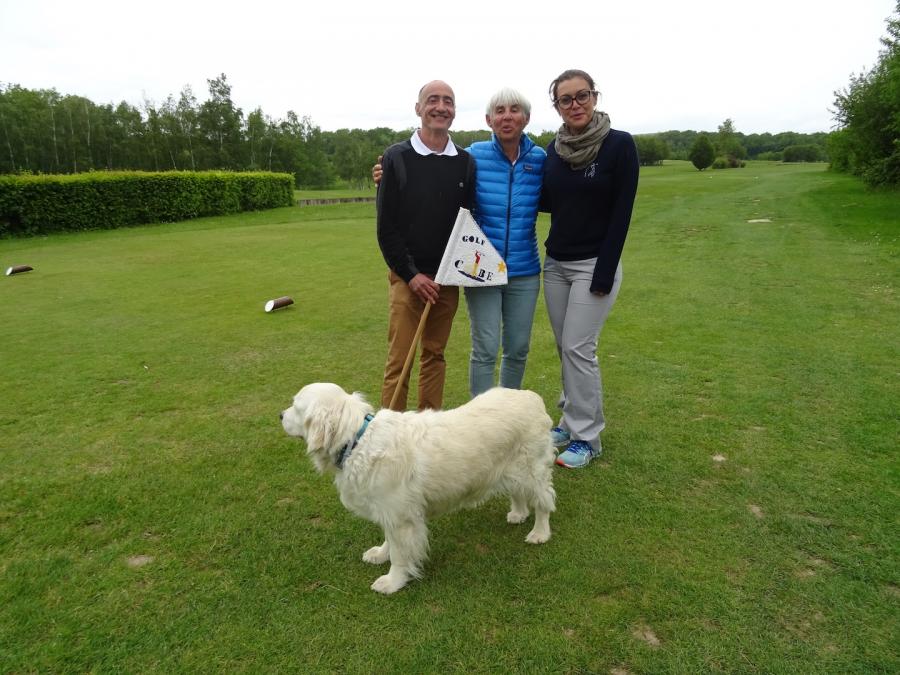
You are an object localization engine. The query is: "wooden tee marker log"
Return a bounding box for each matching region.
[264,296,294,312]
[6,265,33,276]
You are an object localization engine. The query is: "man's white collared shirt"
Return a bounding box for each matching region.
[411,130,458,157]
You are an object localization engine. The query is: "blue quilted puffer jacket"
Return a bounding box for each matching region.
[467,134,546,278]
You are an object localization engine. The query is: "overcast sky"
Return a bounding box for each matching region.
[1,0,895,136]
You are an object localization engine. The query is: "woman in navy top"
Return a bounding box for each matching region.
[540,69,640,468]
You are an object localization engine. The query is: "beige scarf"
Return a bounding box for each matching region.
[554,111,611,170]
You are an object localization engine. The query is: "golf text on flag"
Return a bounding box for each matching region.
[434,208,508,287]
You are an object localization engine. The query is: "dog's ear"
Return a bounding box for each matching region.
[303,388,372,455]
[304,402,338,451]
[335,392,367,434]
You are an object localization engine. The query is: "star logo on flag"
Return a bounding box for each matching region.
[497,261,506,272]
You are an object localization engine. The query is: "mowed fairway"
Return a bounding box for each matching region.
[1,161,897,673]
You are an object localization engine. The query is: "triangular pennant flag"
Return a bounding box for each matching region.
[434,208,508,287]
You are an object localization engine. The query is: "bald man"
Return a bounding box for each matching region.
[376,81,476,411]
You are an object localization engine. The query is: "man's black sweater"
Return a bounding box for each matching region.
[376,140,476,282]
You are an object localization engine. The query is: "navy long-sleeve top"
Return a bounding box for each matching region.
[540,128,639,293]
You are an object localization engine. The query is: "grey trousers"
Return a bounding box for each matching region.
[543,256,622,451]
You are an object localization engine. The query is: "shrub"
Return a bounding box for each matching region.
[860,151,900,186]
[783,145,824,162]
[711,156,745,170]
[715,119,748,162]
[0,171,294,236]
[827,129,853,172]
[689,134,715,170]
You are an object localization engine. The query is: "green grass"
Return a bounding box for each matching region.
[1,161,897,673]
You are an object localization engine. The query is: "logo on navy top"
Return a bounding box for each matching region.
[584,162,597,179]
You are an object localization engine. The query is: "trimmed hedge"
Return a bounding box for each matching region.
[0,171,295,236]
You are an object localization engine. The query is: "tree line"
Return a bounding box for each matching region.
[0,74,514,188]
[0,71,826,188]
[632,120,831,169]
[0,74,407,188]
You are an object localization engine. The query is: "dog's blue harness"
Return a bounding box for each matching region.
[336,414,374,469]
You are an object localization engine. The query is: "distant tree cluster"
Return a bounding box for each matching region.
[717,119,747,165]
[528,130,557,150]
[634,135,669,166]
[1,71,843,186]
[0,74,413,188]
[654,128,829,164]
[830,2,900,187]
[782,145,825,162]
[633,123,829,170]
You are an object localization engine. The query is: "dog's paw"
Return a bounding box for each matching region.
[525,528,551,544]
[371,573,408,595]
[363,545,390,565]
[506,510,529,524]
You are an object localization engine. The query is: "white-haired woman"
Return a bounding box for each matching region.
[463,88,546,397]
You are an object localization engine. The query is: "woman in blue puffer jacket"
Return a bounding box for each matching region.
[464,88,546,396]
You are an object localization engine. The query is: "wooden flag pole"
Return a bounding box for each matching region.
[388,301,432,410]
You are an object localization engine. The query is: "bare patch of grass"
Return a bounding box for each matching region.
[631,622,661,648]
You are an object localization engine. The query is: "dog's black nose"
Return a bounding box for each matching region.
[279,412,284,421]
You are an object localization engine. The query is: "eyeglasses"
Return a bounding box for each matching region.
[553,89,597,109]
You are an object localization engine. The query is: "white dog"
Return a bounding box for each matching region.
[280,383,556,594]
